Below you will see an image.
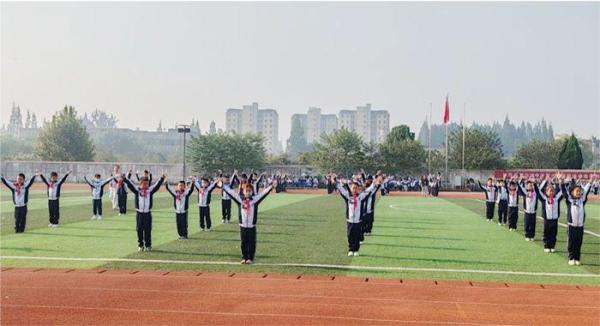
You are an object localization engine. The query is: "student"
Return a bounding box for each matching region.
[536,178,562,253]
[39,170,71,227]
[478,178,497,222]
[109,165,121,211]
[84,174,112,220]
[507,180,520,231]
[518,178,539,241]
[165,179,194,239]
[219,172,233,223]
[561,177,595,266]
[123,174,165,251]
[221,179,275,264]
[361,172,383,237]
[496,179,509,226]
[136,170,153,183]
[333,174,381,257]
[113,170,133,216]
[193,176,218,231]
[1,173,36,233]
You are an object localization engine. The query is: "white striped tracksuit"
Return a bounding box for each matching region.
[39,173,70,225]
[337,182,377,252]
[165,183,194,238]
[536,182,563,250]
[561,182,592,261]
[1,175,36,233]
[123,176,165,249]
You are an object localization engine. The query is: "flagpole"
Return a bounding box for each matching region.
[444,96,449,183]
[428,103,432,175]
[462,103,466,190]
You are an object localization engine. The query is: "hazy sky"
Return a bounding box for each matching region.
[2,2,599,142]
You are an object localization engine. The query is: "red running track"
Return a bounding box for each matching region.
[1,268,599,325]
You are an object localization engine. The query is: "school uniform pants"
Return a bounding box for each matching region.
[524,212,536,239]
[363,212,374,234]
[347,222,362,252]
[543,219,558,249]
[199,206,211,229]
[497,200,508,224]
[485,201,495,220]
[221,200,231,221]
[110,189,118,209]
[136,212,152,248]
[508,206,519,229]
[14,206,27,233]
[92,199,102,216]
[240,226,257,260]
[118,193,127,214]
[48,199,60,224]
[567,225,584,261]
[176,212,188,237]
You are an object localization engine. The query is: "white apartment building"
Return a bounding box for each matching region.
[225,102,280,154]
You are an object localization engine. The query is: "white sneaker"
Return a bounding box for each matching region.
[48,223,53,227]
[348,251,354,257]
[568,260,575,266]
[52,224,59,228]
[246,260,253,264]
[550,248,555,253]
[353,252,359,257]
[145,247,152,252]
[498,222,502,226]
[118,213,122,216]
[525,238,530,241]
[138,247,144,252]
[97,216,103,220]
[359,241,364,244]
[575,260,581,266]
[91,215,97,220]
[241,259,247,264]
[544,248,550,253]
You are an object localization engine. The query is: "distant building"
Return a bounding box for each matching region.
[225,102,280,154]
[289,104,389,146]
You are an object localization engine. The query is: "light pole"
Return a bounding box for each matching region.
[177,124,191,179]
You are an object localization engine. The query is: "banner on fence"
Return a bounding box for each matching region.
[494,169,600,180]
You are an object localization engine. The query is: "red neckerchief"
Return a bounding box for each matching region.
[200,187,206,200]
[117,178,123,189]
[528,191,534,200]
[352,194,358,210]
[49,181,57,191]
[140,187,149,198]
[14,182,22,195]
[242,198,251,215]
[548,196,554,205]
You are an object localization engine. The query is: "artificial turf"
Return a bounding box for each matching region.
[1,188,599,285]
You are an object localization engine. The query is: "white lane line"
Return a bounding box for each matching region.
[2,256,599,278]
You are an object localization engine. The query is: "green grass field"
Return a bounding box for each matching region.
[1,188,599,285]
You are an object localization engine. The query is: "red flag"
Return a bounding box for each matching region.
[443,95,450,124]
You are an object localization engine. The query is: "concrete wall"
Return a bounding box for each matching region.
[0,161,183,183]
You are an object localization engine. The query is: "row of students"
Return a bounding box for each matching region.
[478,174,596,266]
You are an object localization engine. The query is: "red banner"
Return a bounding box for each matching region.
[494,169,600,180]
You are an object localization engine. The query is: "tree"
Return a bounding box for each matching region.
[387,125,415,142]
[25,110,31,128]
[31,113,38,129]
[510,139,564,169]
[286,116,309,158]
[35,106,95,161]
[558,134,583,169]
[448,127,504,169]
[187,133,266,174]
[90,109,118,128]
[379,125,426,174]
[310,129,368,175]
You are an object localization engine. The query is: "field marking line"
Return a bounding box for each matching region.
[2,255,599,278]
[468,199,600,238]
[5,285,599,309]
[0,303,517,325]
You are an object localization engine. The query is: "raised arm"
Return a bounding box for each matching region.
[254,185,274,205]
[165,182,175,197]
[0,176,15,190]
[83,176,94,187]
[207,180,218,193]
[336,181,350,200]
[150,176,165,194]
[477,181,485,192]
[101,177,113,187]
[222,185,242,205]
[560,182,572,202]
[39,174,49,186]
[58,172,70,186]
[583,182,593,202]
[122,177,139,194]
